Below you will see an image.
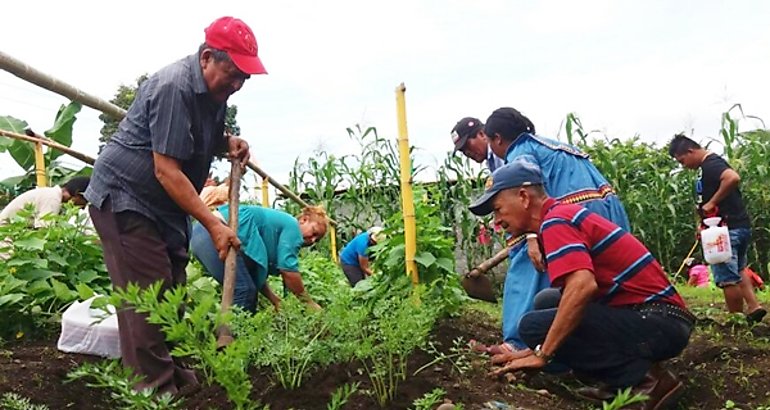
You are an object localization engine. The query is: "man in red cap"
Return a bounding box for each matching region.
[85,16,266,395]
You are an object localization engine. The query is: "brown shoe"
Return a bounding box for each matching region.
[630,364,684,410]
[575,383,616,403]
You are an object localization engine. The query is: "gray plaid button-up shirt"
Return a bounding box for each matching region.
[85,53,227,249]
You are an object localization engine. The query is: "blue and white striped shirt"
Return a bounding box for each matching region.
[85,53,227,249]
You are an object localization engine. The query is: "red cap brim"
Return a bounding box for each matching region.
[229,52,267,75]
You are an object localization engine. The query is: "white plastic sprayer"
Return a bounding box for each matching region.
[701,217,732,264]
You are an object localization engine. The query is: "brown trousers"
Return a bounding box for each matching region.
[89,201,197,395]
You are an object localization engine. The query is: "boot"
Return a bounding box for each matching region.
[629,363,684,410]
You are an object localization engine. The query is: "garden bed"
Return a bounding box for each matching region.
[3,291,770,410]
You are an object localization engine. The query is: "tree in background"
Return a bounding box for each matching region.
[98,74,148,146]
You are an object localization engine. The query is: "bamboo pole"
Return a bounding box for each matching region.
[0,52,337,224]
[329,225,338,263]
[0,129,96,165]
[395,83,418,285]
[261,177,269,207]
[0,51,127,120]
[33,142,47,187]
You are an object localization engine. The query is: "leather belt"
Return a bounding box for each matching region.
[633,303,696,327]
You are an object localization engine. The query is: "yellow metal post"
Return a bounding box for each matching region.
[329,225,339,263]
[261,177,269,207]
[395,83,418,285]
[34,142,46,187]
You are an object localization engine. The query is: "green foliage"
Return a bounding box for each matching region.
[367,187,467,316]
[287,125,408,253]
[565,108,770,278]
[0,392,50,410]
[411,388,446,410]
[0,102,89,194]
[249,298,329,389]
[326,382,359,410]
[579,135,695,272]
[298,250,350,306]
[225,105,241,136]
[413,337,472,377]
[0,205,110,339]
[354,295,437,407]
[599,387,648,410]
[66,360,182,410]
[108,282,258,410]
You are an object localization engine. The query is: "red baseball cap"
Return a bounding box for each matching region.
[204,16,267,75]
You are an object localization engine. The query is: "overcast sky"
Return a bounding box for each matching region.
[1,0,768,200]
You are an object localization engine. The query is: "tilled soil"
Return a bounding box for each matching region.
[2,309,770,409]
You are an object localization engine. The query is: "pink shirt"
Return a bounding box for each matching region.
[688,265,710,287]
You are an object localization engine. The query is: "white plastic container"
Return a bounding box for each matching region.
[701,217,732,265]
[57,296,121,358]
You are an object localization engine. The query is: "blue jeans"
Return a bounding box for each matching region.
[711,228,752,288]
[189,223,266,312]
[519,289,693,388]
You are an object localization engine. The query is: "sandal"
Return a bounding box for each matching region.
[747,308,767,325]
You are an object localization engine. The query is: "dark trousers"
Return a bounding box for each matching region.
[342,264,365,286]
[519,288,692,388]
[89,201,197,395]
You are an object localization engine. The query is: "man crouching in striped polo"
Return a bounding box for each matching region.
[469,158,693,410]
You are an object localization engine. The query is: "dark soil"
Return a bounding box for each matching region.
[3,309,770,409]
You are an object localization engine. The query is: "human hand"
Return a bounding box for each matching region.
[208,223,241,260]
[271,298,281,312]
[227,136,250,167]
[466,268,481,278]
[527,242,546,272]
[488,352,546,378]
[701,202,717,217]
[490,348,532,365]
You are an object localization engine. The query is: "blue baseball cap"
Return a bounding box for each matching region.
[469,158,544,216]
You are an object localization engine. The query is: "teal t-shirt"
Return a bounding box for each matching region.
[218,205,304,276]
[339,232,370,267]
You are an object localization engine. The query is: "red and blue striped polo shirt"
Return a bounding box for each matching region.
[539,198,685,308]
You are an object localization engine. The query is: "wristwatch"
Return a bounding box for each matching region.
[533,344,553,362]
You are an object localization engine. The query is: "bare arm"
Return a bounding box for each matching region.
[359,256,373,276]
[526,235,545,272]
[260,283,281,311]
[153,152,240,259]
[280,270,321,310]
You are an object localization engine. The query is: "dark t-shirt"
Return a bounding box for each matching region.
[697,154,750,228]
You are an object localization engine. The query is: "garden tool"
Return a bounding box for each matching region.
[671,239,699,283]
[461,246,510,303]
[216,160,243,349]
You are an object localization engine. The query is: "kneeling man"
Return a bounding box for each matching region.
[470,159,693,410]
